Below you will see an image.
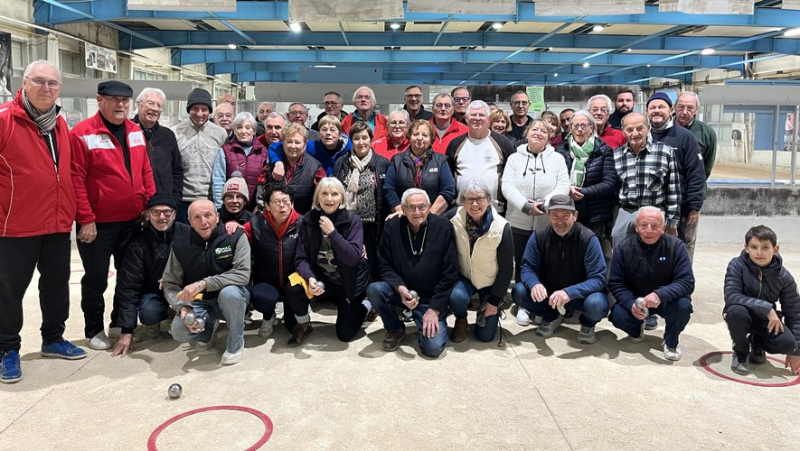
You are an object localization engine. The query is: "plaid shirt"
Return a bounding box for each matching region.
[613,141,681,229]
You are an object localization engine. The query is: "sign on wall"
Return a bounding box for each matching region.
[127,0,236,11]
[85,43,117,74]
[0,33,11,95]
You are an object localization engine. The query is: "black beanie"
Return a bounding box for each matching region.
[186,88,213,114]
[146,194,178,210]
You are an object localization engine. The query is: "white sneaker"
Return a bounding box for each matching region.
[275,301,284,316]
[516,308,531,326]
[196,319,219,351]
[663,342,681,361]
[221,347,243,365]
[258,316,275,338]
[88,331,112,350]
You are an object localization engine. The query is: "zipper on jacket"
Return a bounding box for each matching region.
[757,269,763,299]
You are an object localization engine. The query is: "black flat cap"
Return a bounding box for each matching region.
[98,80,133,97]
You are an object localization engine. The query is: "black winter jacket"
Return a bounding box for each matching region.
[558,137,617,224]
[133,115,183,203]
[724,250,800,354]
[249,212,300,287]
[114,222,190,332]
[650,123,705,216]
[333,151,391,229]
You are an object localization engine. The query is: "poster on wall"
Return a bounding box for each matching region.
[0,33,12,95]
[85,43,117,74]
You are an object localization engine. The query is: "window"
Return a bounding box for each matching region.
[11,40,26,77]
[133,68,167,81]
[59,50,82,76]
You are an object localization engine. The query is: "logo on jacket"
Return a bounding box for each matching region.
[215,245,233,259]
[128,131,145,147]
[429,167,438,173]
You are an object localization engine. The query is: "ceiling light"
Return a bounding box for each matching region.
[582,62,590,68]
[227,43,236,49]
[491,22,503,30]
[626,48,632,52]
[647,64,651,67]
[314,65,336,68]
[390,23,401,30]
[289,22,302,33]
[785,28,800,37]
[548,47,554,51]
[592,25,605,32]
[701,48,715,55]
[554,73,559,77]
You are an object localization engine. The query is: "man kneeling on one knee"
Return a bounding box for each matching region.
[163,200,251,365]
[512,194,609,344]
[609,206,694,361]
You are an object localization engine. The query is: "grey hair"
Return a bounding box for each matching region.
[312,177,347,211]
[433,93,454,104]
[636,206,665,224]
[266,111,285,121]
[135,87,166,107]
[288,102,307,113]
[587,94,614,113]
[23,60,62,82]
[401,188,430,206]
[677,91,700,108]
[232,112,256,130]
[352,86,377,104]
[458,179,492,205]
[388,109,410,123]
[466,100,490,116]
[570,109,597,134]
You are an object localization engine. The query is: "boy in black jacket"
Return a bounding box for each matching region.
[724,225,800,375]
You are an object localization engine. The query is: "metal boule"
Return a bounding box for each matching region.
[168,383,182,399]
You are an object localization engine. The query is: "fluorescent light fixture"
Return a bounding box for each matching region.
[626,48,632,52]
[289,22,302,33]
[701,48,715,55]
[491,22,503,30]
[390,23,401,30]
[582,62,590,68]
[314,65,336,68]
[592,25,605,32]
[785,28,800,37]
[647,64,651,68]
[548,47,554,51]
[554,73,559,77]
[227,43,236,49]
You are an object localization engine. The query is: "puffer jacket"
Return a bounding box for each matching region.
[558,136,617,224]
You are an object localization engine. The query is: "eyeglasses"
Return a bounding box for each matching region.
[511,101,530,106]
[403,203,430,212]
[271,199,292,206]
[288,111,307,116]
[27,77,61,89]
[465,196,486,205]
[675,105,696,112]
[389,121,407,128]
[149,209,175,218]
[590,107,609,114]
[571,123,592,130]
[453,97,470,104]
[144,100,163,110]
[323,101,340,106]
[434,103,453,110]
[356,95,372,100]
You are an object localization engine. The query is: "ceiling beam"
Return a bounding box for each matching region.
[38,0,163,47]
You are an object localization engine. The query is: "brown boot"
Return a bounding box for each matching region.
[451,317,468,343]
[287,322,313,347]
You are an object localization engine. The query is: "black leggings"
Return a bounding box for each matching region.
[285,282,368,342]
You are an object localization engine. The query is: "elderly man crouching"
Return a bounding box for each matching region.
[449,180,514,343]
[163,200,251,365]
[367,189,458,357]
[511,194,609,344]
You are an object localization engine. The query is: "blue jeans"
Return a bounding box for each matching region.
[610,297,693,348]
[511,283,609,327]
[367,281,447,358]
[138,293,170,326]
[449,277,501,343]
[170,285,249,353]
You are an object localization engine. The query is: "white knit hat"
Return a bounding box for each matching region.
[223,171,249,201]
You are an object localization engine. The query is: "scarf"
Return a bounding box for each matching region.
[21,89,60,135]
[568,135,595,187]
[345,149,373,210]
[412,149,432,188]
[465,208,494,248]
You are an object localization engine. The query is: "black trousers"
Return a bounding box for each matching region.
[76,220,140,338]
[363,221,379,283]
[511,227,533,283]
[724,304,798,357]
[285,281,367,342]
[0,233,71,352]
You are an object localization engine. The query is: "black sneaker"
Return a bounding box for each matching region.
[381,325,406,352]
[749,347,766,365]
[731,353,750,375]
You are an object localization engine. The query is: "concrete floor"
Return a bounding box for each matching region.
[1,239,799,450]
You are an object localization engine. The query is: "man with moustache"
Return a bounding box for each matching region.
[133,87,183,204]
[559,108,574,141]
[287,102,320,141]
[341,86,388,140]
[111,195,189,357]
[451,87,472,125]
[403,85,433,121]
[430,93,469,154]
[608,88,636,130]
[172,88,228,223]
[70,80,156,350]
[508,90,534,142]
[311,91,347,131]
[254,102,275,136]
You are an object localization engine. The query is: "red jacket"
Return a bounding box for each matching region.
[0,91,77,237]
[372,136,409,161]
[599,124,626,149]
[341,112,388,141]
[70,112,155,224]
[431,117,469,154]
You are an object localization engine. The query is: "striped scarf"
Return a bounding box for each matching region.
[568,136,594,187]
[21,89,59,135]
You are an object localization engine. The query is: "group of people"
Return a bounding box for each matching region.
[1,60,798,384]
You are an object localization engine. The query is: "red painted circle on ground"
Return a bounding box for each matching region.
[147,405,273,451]
[699,351,800,388]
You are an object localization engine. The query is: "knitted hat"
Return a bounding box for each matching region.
[146,194,178,210]
[647,92,673,108]
[223,171,249,202]
[186,88,213,114]
[547,194,575,211]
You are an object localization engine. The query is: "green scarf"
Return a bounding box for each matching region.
[568,136,594,187]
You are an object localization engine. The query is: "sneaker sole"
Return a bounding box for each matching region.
[41,351,87,360]
[1,376,22,384]
[578,337,596,344]
[516,319,531,327]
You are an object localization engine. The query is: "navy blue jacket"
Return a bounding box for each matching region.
[650,123,705,216]
[558,137,618,224]
[384,149,455,210]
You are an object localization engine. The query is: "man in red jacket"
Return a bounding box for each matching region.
[70,80,156,351]
[0,61,86,384]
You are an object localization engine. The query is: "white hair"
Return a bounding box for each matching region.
[232,112,256,130]
[466,100,490,117]
[389,109,410,123]
[23,60,61,82]
[135,87,166,106]
[677,91,700,108]
[636,206,665,224]
[352,86,377,104]
[587,94,614,113]
[401,188,430,206]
